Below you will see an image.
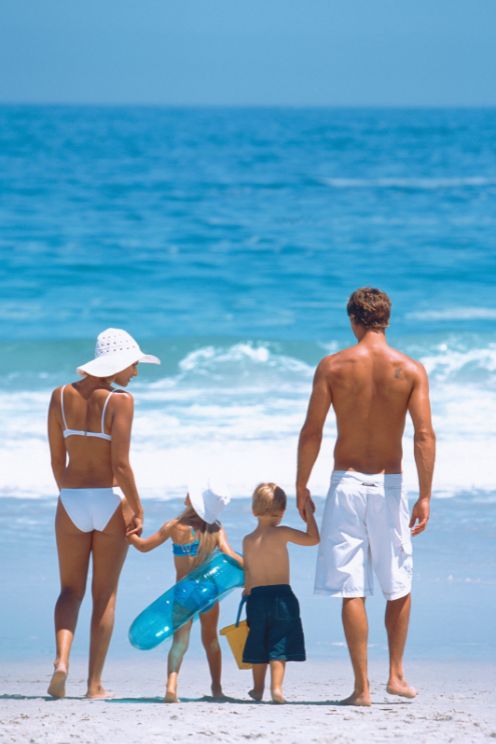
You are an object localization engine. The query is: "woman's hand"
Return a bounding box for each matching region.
[126,514,143,537]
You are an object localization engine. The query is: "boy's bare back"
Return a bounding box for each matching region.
[243,526,291,592]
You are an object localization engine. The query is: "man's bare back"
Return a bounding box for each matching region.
[321,335,425,474]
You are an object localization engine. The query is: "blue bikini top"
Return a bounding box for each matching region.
[172,531,200,557]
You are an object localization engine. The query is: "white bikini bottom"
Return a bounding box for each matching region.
[59,488,123,532]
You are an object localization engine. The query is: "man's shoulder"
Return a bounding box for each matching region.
[316,346,358,373]
[388,347,426,375]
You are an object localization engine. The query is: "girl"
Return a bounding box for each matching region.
[128,482,242,702]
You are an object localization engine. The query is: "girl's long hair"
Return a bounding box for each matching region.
[176,505,220,568]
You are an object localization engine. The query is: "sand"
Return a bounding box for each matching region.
[1,658,495,743]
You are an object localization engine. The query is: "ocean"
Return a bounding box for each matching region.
[1,105,495,663]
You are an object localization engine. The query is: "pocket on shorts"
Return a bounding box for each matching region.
[388,489,413,558]
[274,593,299,623]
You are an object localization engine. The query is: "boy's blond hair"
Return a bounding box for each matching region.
[252,482,287,516]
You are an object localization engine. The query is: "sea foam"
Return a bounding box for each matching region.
[1,341,495,501]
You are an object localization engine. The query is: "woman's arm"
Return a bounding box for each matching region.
[217,527,244,567]
[47,389,66,490]
[110,393,143,534]
[128,520,176,552]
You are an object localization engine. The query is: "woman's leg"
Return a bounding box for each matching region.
[48,500,92,698]
[166,621,193,702]
[86,505,128,698]
[199,603,224,697]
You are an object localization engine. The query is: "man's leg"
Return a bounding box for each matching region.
[385,593,416,698]
[341,597,371,706]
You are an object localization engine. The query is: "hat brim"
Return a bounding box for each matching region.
[188,481,230,525]
[188,484,208,522]
[77,350,161,378]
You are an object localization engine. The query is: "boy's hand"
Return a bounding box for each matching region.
[297,486,315,521]
[302,498,316,523]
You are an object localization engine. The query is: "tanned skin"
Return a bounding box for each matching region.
[296,321,435,705]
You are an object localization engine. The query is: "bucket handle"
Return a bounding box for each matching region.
[235,595,247,627]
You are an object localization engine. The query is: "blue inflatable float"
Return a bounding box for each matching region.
[129,551,244,650]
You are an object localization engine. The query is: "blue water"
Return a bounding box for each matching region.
[1,106,495,661]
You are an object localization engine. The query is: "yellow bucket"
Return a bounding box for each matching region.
[220,620,252,670]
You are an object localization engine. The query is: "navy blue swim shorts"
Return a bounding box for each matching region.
[242,584,306,664]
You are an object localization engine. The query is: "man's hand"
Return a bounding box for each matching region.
[409,497,430,536]
[297,486,315,521]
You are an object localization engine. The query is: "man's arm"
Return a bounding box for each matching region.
[296,358,332,519]
[408,362,436,536]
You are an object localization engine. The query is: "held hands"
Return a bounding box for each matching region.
[297,486,315,522]
[409,497,430,536]
[302,497,316,523]
[126,514,143,537]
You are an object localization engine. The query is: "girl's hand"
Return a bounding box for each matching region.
[126,514,143,537]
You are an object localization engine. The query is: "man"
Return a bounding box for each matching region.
[296,287,435,706]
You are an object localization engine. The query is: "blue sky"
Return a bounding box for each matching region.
[1,0,495,106]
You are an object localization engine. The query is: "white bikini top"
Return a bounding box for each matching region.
[60,385,118,442]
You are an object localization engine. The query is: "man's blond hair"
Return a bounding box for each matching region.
[252,482,287,516]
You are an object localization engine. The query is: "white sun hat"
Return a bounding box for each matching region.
[188,479,231,525]
[77,328,161,378]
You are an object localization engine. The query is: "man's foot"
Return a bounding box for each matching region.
[47,663,67,699]
[387,678,417,699]
[271,689,286,704]
[339,691,371,707]
[248,688,264,702]
[85,684,113,700]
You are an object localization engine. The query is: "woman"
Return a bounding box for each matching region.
[47,328,160,699]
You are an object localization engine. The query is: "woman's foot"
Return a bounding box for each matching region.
[85,684,113,700]
[47,663,68,699]
[164,690,179,703]
[387,678,417,699]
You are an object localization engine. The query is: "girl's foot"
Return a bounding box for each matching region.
[248,687,264,702]
[164,690,179,703]
[47,663,68,699]
[210,684,226,701]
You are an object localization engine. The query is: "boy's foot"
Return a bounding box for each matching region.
[47,663,67,699]
[271,690,286,704]
[164,690,179,703]
[248,688,264,702]
[339,691,371,707]
[85,685,114,700]
[386,678,417,699]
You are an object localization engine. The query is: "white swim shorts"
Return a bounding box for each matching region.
[314,471,413,600]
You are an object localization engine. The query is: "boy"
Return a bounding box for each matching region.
[242,482,319,703]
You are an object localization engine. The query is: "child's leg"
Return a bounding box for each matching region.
[269,660,286,704]
[166,620,193,702]
[249,664,267,701]
[199,603,223,697]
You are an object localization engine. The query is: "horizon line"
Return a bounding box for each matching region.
[1,101,496,110]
